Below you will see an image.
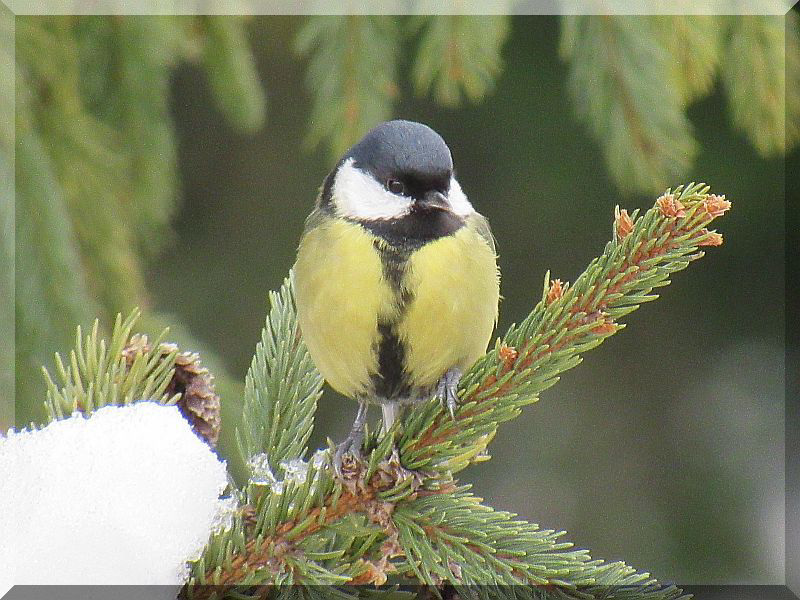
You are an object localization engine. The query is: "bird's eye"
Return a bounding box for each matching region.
[387,179,405,195]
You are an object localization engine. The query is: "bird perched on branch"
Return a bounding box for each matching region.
[293,120,500,472]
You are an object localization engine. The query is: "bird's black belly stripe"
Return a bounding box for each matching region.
[370,241,413,400]
[375,240,409,296]
[372,323,410,399]
[367,208,462,399]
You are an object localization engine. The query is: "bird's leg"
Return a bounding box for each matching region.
[435,367,462,419]
[334,399,369,477]
[381,401,422,486]
[381,401,401,434]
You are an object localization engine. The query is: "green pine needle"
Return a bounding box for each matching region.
[42,309,179,420]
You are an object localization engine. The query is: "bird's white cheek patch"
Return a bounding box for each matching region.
[333,159,413,220]
[448,178,475,217]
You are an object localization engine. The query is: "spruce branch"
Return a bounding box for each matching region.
[559,16,697,194]
[294,16,400,160]
[392,490,686,600]
[652,16,722,105]
[185,183,728,598]
[101,15,195,257]
[237,277,324,475]
[410,15,509,107]
[722,13,800,155]
[0,7,14,155]
[14,129,100,414]
[42,309,180,421]
[12,14,264,425]
[16,16,146,315]
[399,183,729,476]
[201,15,267,133]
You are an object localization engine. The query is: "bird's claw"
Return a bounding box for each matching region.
[334,400,368,478]
[435,368,462,420]
[333,431,365,478]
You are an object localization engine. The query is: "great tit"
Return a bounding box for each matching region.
[293,120,500,467]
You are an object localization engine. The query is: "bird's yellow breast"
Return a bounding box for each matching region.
[294,219,397,398]
[400,224,499,389]
[293,215,499,400]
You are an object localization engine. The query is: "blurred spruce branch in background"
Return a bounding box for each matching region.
[558,14,799,193]
[559,16,698,195]
[294,16,401,160]
[653,15,721,106]
[294,15,509,159]
[722,14,800,155]
[9,16,264,440]
[293,14,798,190]
[409,15,509,107]
[178,183,728,597]
[8,13,796,427]
[0,6,13,426]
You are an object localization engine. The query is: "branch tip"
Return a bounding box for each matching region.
[656,193,686,218]
[546,278,566,305]
[614,207,634,238]
[701,193,731,218]
[697,229,724,246]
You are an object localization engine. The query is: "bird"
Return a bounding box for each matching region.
[293,119,500,470]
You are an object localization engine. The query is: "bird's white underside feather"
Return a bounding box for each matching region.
[332,158,474,221]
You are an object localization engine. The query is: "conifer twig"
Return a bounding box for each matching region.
[410,15,509,106]
[560,16,697,194]
[294,16,399,159]
[42,309,181,420]
[397,183,730,475]
[185,183,728,599]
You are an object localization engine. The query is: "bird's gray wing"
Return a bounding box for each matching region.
[300,207,329,237]
[469,212,497,255]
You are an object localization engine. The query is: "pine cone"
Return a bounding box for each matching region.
[123,334,221,447]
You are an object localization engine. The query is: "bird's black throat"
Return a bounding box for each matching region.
[357,207,465,250]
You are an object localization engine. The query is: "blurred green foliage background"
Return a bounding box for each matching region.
[5,12,795,585]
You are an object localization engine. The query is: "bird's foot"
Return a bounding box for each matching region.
[435,368,462,419]
[333,431,365,479]
[333,400,369,478]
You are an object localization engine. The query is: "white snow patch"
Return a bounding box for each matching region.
[280,457,310,484]
[0,402,230,592]
[247,452,283,493]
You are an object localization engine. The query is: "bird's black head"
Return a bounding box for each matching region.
[318,120,474,247]
[344,120,454,198]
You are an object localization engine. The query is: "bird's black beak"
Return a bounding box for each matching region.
[415,190,450,211]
